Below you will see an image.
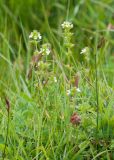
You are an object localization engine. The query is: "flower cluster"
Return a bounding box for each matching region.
[61,21,74,55]
[37,61,50,70]
[66,87,81,96]
[80,47,89,54]
[29,30,42,41]
[61,21,73,30]
[48,76,58,84]
[40,43,51,56]
[29,30,51,58]
[80,47,90,63]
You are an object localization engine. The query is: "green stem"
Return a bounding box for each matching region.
[95,52,99,133]
[2,113,10,160]
[66,0,70,20]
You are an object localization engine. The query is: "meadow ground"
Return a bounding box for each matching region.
[0,0,114,159]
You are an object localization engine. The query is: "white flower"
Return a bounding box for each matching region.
[29,33,33,39]
[76,88,81,93]
[43,80,46,84]
[29,30,42,41]
[40,43,51,56]
[61,21,73,30]
[40,48,50,55]
[80,47,88,54]
[46,48,50,55]
[67,89,71,96]
[38,33,42,40]
[54,77,57,83]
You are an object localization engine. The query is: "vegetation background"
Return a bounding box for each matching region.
[0,0,114,159]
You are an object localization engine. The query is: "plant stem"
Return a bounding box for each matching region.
[66,0,70,20]
[95,51,99,133]
[2,112,10,160]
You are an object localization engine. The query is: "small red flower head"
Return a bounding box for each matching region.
[70,113,81,125]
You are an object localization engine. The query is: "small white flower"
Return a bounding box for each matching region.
[61,21,73,30]
[38,33,42,40]
[80,47,89,54]
[80,48,87,54]
[54,77,57,83]
[43,80,46,84]
[29,33,33,39]
[67,89,71,96]
[40,48,50,56]
[76,88,81,93]
[46,48,50,55]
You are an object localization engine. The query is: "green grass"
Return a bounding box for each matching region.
[0,0,114,159]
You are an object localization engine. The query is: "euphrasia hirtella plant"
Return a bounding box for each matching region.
[61,21,74,56]
[29,21,90,96]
